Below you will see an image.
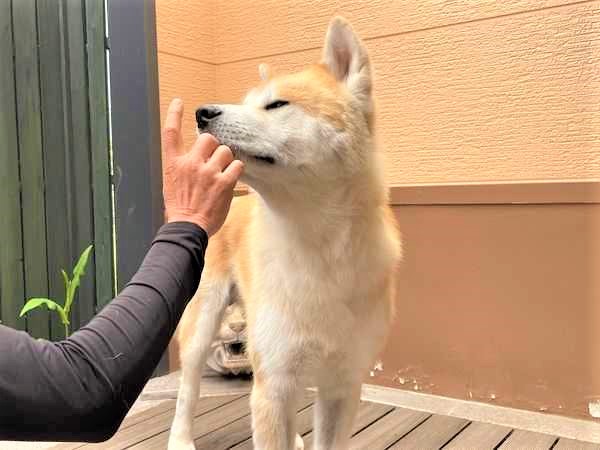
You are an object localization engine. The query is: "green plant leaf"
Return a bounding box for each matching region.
[65,244,93,315]
[61,269,69,290]
[19,298,69,325]
[72,244,94,281]
[61,269,71,305]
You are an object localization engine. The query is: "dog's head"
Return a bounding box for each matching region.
[196,17,374,194]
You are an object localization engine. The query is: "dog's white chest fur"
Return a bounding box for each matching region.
[246,204,392,381]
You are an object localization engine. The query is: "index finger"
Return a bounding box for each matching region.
[190,133,220,161]
[162,98,184,159]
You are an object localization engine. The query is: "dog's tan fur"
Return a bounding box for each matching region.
[169,17,401,450]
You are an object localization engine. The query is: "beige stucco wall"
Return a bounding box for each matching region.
[156,0,599,184]
[156,0,216,148]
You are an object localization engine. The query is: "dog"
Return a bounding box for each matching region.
[205,301,251,376]
[168,16,402,450]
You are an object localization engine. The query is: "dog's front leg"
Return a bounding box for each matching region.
[251,372,302,450]
[313,373,362,450]
[168,281,230,450]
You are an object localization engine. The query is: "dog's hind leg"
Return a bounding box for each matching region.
[168,278,231,450]
[313,371,362,450]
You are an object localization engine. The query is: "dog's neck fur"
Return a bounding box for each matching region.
[252,149,388,252]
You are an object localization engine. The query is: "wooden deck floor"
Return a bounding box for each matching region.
[51,392,599,450]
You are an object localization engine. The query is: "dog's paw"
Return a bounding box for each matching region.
[295,433,305,450]
[167,437,196,450]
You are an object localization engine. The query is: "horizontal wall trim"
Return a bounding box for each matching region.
[361,384,600,444]
[390,180,600,206]
[157,50,217,66]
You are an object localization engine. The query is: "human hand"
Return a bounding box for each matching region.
[162,99,244,236]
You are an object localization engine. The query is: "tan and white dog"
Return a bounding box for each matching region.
[168,17,402,450]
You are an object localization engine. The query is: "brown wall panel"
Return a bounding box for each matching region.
[370,188,600,420]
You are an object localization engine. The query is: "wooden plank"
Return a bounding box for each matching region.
[554,438,600,450]
[128,395,252,450]
[302,400,395,449]
[85,0,114,311]
[0,0,26,330]
[36,0,73,340]
[63,0,95,329]
[78,395,244,450]
[193,391,315,450]
[498,429,558,450]
[139,399,250,450]
[49,400,177,450]
[118,400,176,430]
[230,403,316,450]
[349,407,430,449]
[443,421,512,449]
[193,409,254,450]
[13,0,50,339]
[389,414,470,449]
[140,371,252,401]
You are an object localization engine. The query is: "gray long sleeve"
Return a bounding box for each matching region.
[0,221,207,442]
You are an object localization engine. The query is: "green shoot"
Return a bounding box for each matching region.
[19,244,93,338]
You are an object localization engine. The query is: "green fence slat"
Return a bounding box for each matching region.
[64,0,96,329]
[0,0,26,330]
[12,0,50,339]
[37,0,73,340]
[86,0,115,310]
[0,0,114,335]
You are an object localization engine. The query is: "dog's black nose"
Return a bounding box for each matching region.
[196,105,222,128]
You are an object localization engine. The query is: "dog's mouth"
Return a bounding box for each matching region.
[224,341,245,358]
[229,145,276,165]
[251,154,276,164]
[208,338,251,375]
[196,129,277,165]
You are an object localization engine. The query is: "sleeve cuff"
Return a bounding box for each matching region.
[153,221,208,249]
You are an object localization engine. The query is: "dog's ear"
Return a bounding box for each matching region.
[258,63,271,81]
[322,17,372,101]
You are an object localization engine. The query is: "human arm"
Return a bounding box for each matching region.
[0,98,243,441]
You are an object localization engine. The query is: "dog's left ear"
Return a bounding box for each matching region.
[322,17,372,102]
[258,63,271,81]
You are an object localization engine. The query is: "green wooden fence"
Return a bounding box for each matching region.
[0,0,114,340]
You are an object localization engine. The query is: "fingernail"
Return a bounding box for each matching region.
[171,98,183,109]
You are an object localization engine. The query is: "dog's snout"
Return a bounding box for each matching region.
[228,321,246,334]
[196,105,222,128]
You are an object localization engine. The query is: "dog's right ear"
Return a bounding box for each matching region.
[322,16,372,102]
[258,63,271,81]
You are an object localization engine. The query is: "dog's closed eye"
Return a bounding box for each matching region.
[265,100,289,110]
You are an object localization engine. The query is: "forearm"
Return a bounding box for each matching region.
[0,222,207,442]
